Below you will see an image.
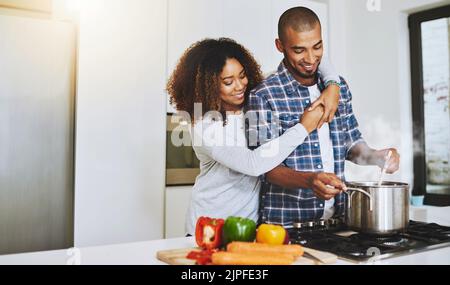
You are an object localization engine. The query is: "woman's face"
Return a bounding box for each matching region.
[219,58,248,111]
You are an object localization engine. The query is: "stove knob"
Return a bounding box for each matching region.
[318,220,326,227]
[306,221,315,228]
[293,222,304,229]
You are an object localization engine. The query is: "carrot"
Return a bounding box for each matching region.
[227,241,304,257]
[211,251,295,265]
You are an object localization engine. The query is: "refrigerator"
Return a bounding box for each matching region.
[0,13,76,254]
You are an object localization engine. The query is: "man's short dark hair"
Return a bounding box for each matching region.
[278,7,321,41]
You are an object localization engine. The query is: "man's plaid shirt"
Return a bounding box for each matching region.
[245,61,365,228]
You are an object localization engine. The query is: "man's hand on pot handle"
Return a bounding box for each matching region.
[308,172,347,200]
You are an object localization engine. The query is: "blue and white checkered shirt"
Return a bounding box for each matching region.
[245,61,365,228]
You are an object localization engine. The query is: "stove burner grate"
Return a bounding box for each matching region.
[349,233,410,247]
[288,220,450,262]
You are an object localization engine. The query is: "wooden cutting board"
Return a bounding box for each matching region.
[156,247,337,265]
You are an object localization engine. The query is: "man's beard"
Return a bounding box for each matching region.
[284,57,320,80]
[296,69,317,79]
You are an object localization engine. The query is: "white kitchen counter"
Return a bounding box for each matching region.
[1,206,449,265]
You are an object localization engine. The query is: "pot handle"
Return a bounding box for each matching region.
[344,187,373,211]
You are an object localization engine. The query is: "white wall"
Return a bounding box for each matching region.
[0,0,51,13]
[74,0,167,247]
[326,0,347,76]
[327,0,448,188]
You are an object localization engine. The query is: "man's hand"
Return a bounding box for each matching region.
[307,172,347,200]
[347,142,400,174]
[265,167,346,200]
[308,84,340,129]
[374,148,400,174]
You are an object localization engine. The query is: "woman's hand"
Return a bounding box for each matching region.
[300,105,324,133]
[308,84,340,129]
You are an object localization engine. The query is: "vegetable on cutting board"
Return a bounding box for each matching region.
[186,248,217,265]
[211,251,294,265]
[227,241,304,257]
[211,242,304,265]
[189,216,308,265]
[256,223,289,245]
[222,216,257,246]
[195,216,225,249]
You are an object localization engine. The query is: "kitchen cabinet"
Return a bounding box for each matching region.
[165,186,193,238]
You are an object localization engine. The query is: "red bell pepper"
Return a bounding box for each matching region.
[195,216,225,249]
[186,249,217,265]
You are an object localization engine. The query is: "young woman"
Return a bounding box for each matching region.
[166,38,340,235]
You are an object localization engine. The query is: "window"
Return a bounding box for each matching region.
[409,5,450,206]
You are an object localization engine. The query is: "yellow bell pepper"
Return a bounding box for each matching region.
[256,224,287,245]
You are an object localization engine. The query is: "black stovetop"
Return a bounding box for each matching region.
[288,220,450,263]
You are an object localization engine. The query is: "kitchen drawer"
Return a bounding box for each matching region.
[165,186,193,238]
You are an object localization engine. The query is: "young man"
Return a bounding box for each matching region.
[246,7,400,227]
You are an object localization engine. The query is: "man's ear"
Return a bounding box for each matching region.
[275,38,284,53]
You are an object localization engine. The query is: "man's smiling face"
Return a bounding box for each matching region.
[276,24,323,85]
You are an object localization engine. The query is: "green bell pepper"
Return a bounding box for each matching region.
[222,216,257,246]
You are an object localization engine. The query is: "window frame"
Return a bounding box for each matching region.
[408,4,450,206]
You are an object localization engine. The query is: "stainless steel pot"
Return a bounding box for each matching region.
[344,182,410,235]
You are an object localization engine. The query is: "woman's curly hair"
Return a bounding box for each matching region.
[166,38,263,123]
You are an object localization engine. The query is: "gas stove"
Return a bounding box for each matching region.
[288,219,450,263]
